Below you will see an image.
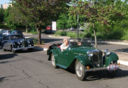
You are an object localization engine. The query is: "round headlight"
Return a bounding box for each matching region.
[18,41,21,44]
[27,40,30,43]
[87,51,93,57]
[104,49,111,56]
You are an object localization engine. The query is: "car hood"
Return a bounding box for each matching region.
[70,46,99,54]
[11,38,25,42]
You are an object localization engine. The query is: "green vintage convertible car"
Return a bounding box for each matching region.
[47,40,119,81]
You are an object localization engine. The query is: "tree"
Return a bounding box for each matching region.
[12,0,70,44]
[0,8,4,25]
[68,0,125,48]
[57,13,69,30]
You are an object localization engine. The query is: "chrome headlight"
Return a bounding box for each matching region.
[18,41,21,45]
[20,40,24,43]
[27,40,30,43]
[103,49,111,56]
[87,51,93,57]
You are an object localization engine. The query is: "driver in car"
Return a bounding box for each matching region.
[60,38,69,51]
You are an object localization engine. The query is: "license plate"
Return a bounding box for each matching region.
[107,64,118,70]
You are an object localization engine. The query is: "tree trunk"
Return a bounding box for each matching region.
[25,25,28,33]
[36,27,41,45]
[93,23,97,48]
[77,14,79,40]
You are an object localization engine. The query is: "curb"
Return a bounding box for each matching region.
[118,60,128,66]
[23,32,33,36]
[48,35,70,39]
[100,41,128,46]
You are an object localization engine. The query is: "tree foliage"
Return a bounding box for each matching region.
[12,0,70,44]
[0,8,4,24]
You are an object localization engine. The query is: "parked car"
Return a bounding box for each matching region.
[0,34,3,48]
[2,34,34,53]
[0,30,25,48]
[45,25,52,34]
[47,40,119,81]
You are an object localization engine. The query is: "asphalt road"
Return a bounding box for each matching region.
[0,33,128,88]
[0,47,128,88]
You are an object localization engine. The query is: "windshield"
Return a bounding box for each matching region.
[69,39,93,47]
[10,35,23,40]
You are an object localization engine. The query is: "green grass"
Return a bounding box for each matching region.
[121,30,128,40]
[55,30,87,38]
[55,30,67,36]
[33,38,44,45]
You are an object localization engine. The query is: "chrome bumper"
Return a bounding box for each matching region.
[13,46,34,51]
[86,64,119,72]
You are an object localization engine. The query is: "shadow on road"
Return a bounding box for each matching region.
[0,77,6,82]
[14,46,43,53]
[65,68,128,81]
[0,53,17,60]
[85,69,128,81]
[115,48,128,53]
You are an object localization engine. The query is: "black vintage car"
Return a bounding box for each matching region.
[2,34,34,53]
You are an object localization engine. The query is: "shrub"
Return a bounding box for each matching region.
[28,27,38,34]
[55,30,67,36]
[121,30,128,40]
[33,38,44,45]
[67,32,77,38]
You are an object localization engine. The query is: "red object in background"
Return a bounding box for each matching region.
[46,26,51,30]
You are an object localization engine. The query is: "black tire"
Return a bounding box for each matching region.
[9,45,12,52]
[107,70,118,77]
[3,48,6,51]
[12,48,16,53]
[10,46,16,53]
[28,48,34,52]
[51,54,57,68]
[2,44,6,51]
[75,60,87,81]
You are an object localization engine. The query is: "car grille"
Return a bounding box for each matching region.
[13,40,28,48]
[89,50,103,67]
[23,40,28,47]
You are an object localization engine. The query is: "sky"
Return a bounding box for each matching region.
[0,0,126,5]
[0,0,10,5]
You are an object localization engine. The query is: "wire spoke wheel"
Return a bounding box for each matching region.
[51,54,57,68]
[75,60,87,81]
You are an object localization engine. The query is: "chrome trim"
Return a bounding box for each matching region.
[13,46,34,51]
[86,64,119,72]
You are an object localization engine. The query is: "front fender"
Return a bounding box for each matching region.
[105,52,119,66]
[75,55,90,66]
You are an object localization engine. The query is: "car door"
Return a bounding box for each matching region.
[52,47,62,63]
[57,47,73,68]
[2,36,10,50]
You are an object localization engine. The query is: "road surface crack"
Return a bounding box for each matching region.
[22,70,32,79]
[38,80,50,88]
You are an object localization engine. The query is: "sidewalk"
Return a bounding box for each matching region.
[99,40,128,46]
[116,52,128,66]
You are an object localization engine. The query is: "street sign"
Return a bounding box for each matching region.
[52,21,56,31]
